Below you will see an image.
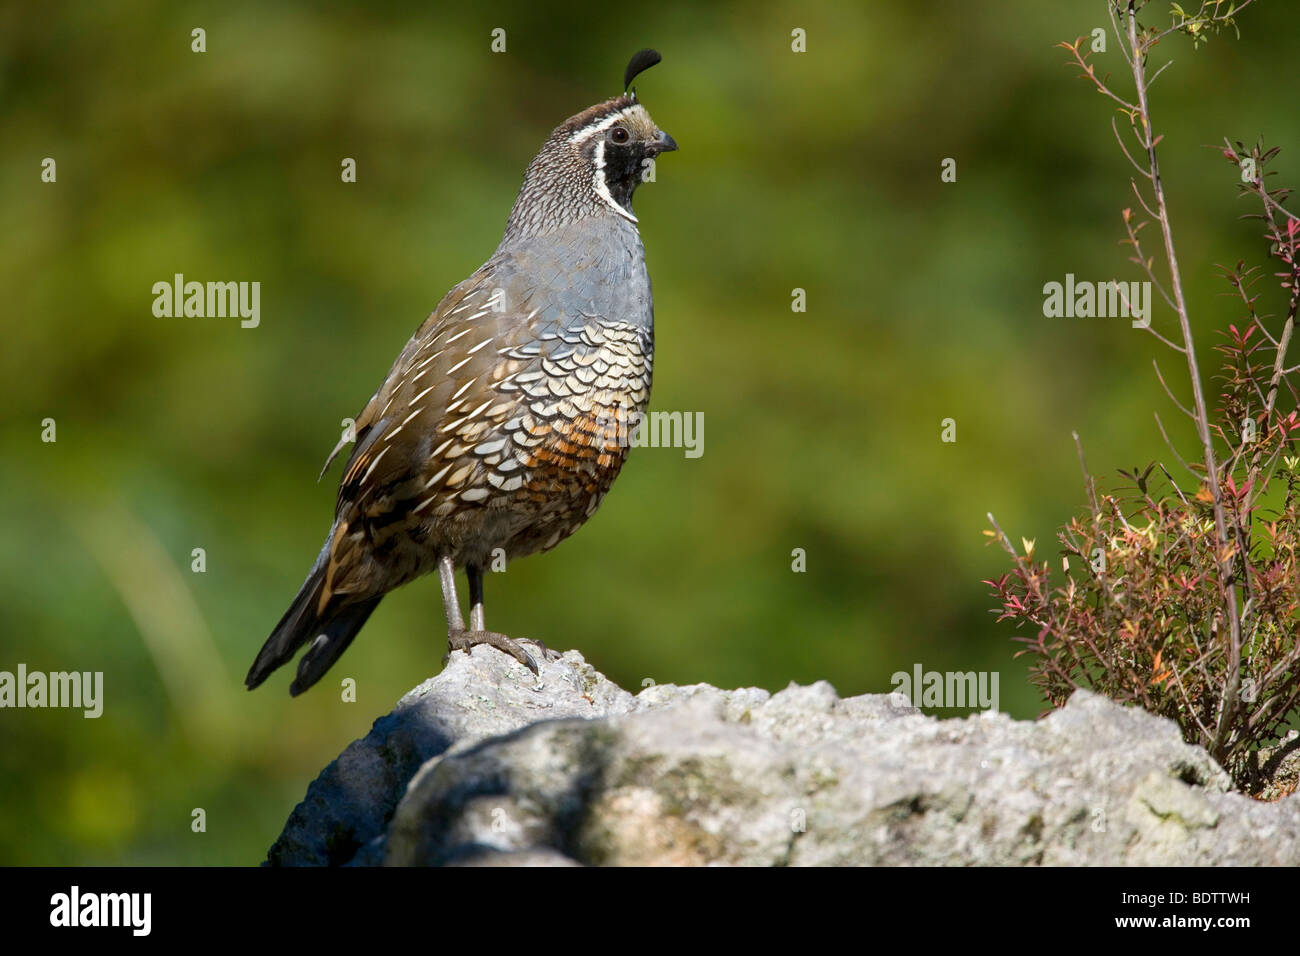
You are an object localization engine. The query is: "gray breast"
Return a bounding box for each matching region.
[491,214,654,335]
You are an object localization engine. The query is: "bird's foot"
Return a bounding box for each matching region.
[446,628,557,675]
[518,636,562,664]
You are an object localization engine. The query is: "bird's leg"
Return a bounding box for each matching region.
[442,560,546,674]
[468,561,486,632]
[439,554,464,632]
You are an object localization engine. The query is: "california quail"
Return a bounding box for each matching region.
[246,50,675,695]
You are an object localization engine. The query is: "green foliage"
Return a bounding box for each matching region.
[1170,1,1244,49]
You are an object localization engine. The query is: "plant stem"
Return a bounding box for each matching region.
[1124,1,1242,760]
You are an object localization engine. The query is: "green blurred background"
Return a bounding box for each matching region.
[2,0,1296,864]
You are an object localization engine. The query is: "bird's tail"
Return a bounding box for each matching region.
[246,531,382,696]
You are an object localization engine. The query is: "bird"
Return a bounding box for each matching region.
[246,49,676,696]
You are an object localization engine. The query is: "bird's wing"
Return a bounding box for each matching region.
[316,267,544,604]
[318,276,481,481]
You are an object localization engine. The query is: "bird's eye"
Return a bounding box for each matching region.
[609,126,630,144]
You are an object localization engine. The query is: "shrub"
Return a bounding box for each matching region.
[985,0,1300,791]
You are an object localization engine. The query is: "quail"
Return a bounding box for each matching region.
[246,50,675,695]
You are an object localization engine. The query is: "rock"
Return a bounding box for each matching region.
[265,646,1300,866]
[265,646,636,865]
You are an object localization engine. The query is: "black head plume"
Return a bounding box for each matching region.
[624,48,662,96]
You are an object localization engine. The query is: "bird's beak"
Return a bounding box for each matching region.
[652,130,678,154]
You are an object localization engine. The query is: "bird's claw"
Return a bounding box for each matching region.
[447,628,543,674]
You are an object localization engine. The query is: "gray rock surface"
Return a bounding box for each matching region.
[266,646,1300,866]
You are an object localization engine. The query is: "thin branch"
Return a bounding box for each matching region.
[1153,360,1195,417]
[1074,430,1100,518]
[1124,0,1243,760]
[1155,410,1199,479]
[1114,116,1155,179]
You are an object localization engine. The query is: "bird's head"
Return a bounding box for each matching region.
[506,50,676,239]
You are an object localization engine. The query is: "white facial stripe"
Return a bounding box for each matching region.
[592,139,638,223]
[567,106,644,145]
